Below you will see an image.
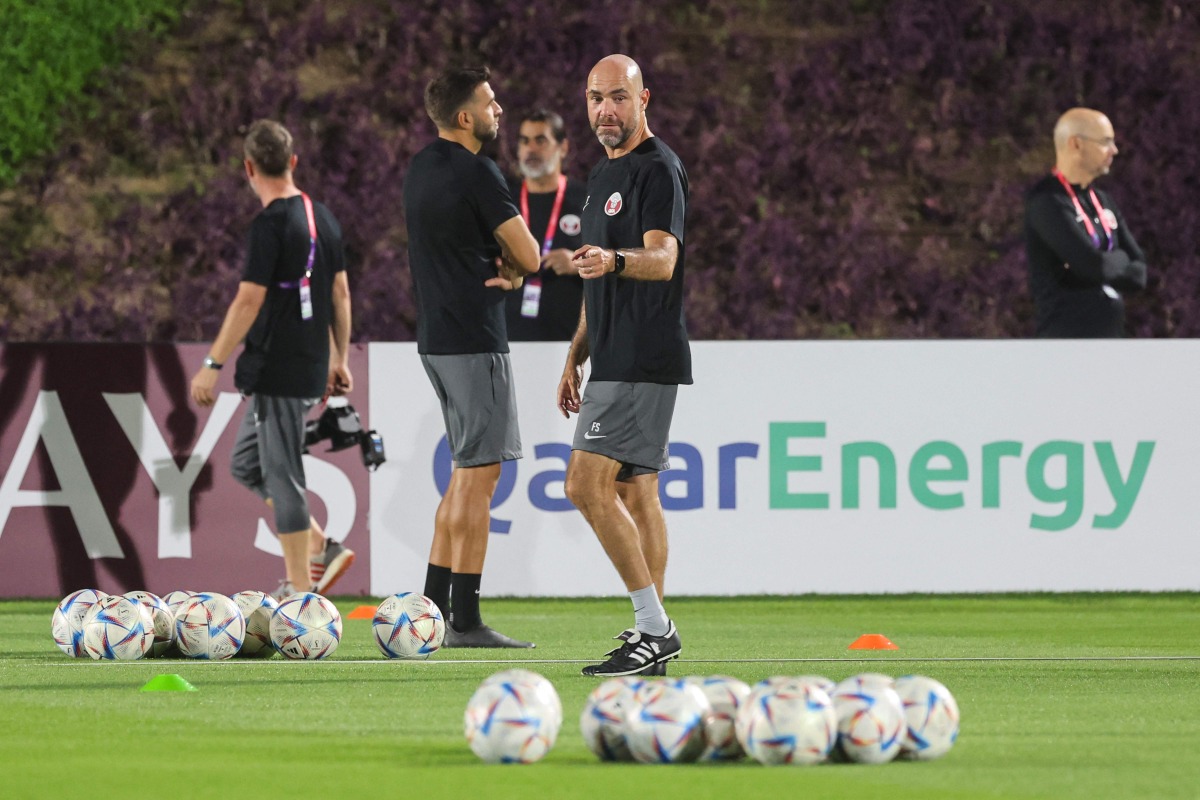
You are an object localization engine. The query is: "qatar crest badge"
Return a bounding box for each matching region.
[1101,208,1118,230]
[559,214,581,236]
[604,192,623,216]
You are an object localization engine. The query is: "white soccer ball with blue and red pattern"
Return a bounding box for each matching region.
[623,679,712,764]
[579,676,647,761]
[830,673,906,764]
[51,589,108,657]
[736,682,837,765]
[123,591,174,658]
[232,590,279,658]
[735,675,835,746]
[175,593,245,660]
[372,592,445,659]
[270,592,342,660]
[685,675,752,760]
[895,674,960,761]
[162,590,197,620]
[81,595,154,661]
[464,669,562,763]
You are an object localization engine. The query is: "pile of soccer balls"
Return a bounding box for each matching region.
[51,588,343,661]
[464,670,958,766]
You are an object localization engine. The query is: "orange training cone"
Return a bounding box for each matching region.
[347,605,376,620]
[848,633,898,650]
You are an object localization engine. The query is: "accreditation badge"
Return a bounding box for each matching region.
[520,278,542,318]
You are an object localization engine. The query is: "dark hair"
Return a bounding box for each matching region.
[425,66,491,130]
[521,108,567,142]
[243,120,293,177]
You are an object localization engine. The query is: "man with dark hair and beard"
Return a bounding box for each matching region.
[504,108,588,341]
[402,66,541,648]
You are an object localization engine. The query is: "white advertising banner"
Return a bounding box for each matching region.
[369,340,1200,596]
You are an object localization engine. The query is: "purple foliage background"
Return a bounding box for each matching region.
[0,0,1196,342]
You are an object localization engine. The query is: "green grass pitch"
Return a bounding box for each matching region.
[3,593,1198,799]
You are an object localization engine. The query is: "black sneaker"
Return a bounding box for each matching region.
[582,621,680,677]
[603,629,668,676]
[443,623,536,649]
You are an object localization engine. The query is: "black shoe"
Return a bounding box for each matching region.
[443,623,535,649]
[603,629,667,676]
[582,621,680,677]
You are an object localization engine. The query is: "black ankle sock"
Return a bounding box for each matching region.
[423,564,452,618]
[450,572,482,632]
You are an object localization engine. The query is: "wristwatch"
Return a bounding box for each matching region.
[203,356,223,371]
[613,250,626,275]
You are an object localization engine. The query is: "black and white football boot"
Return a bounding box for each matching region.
[581,621,680,677]
[603,628,669,676]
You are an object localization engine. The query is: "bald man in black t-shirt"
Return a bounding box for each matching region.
[403,66,541,649]
[557,55,690,677]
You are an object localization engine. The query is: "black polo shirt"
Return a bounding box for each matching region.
[237,195,345,398]
[581,137,691,384]
[503,176,587,341]
[403,138,520,354]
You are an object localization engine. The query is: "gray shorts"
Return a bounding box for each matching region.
[572,381,678,481]
[230,394,318,534]
[421,353,522,467]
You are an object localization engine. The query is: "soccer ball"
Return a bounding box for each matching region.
[372,592,445,659]
[51,589,107,657]
[623,679,712,764]
[162,590,197,619]
[175,593,246,660]
[830,673,906,764]
[684,675,752,760]
[232,590,279,658]
[271,592,342,660]
[81,595,154,661]
[736,682,837,765]
[464,669,562,764]
[895,674,960,761]
[579,676,647,761]
[123,591,174,658]
[734,675,835,746]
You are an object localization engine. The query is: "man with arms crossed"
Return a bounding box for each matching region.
[404,66,541,648]
[190,119,354,600]
[559,55,691,676]
[1025,108,1148,337]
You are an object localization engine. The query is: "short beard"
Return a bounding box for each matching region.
[593,111,639,148]
[474,118,499,143]
[519,155,559,181]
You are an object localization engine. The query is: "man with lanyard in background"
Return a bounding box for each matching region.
[504,109,587,341]
[1025,107,1148,337]
[190,119,354,600]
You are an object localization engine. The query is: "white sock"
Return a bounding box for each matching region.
[630,585,670,637]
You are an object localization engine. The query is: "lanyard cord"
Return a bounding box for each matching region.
[1052,169,1114,252]
[520,174,568,259]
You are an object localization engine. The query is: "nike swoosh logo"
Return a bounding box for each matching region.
[583,432,607,440]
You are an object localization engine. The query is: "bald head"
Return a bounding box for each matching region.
[585,54,651,154]
[588,54,644,94]
[1054,108,1113,152]
[1052,107,1119,186]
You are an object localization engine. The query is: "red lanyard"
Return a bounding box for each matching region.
[520,174,567,258]
[1052,169,1114,251]
[301,192,317,279]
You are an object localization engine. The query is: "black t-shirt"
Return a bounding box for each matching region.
[581,137,691,384]
[503,176,587,341]
[403,139,520,354]
[1024,174,1147,338]
[236,194,345,397]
